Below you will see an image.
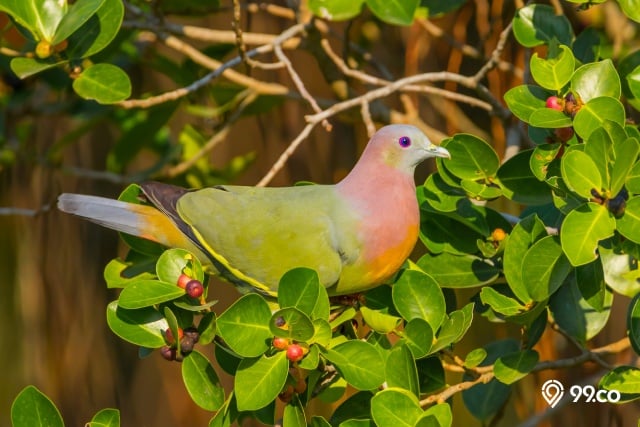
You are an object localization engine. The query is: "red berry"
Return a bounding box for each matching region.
[185,280,204,298]
[545,96,563,111]
[177,274,191,289]
[273,337,289,350]
[286,344,305,362]
[165,327,183,345]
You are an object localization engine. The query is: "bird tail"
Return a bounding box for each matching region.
[57,193,193,250]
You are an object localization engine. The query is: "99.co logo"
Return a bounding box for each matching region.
[541,379,621,407]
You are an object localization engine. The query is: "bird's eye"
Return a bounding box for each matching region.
[398,136,411,148]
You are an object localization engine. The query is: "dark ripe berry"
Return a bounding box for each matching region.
[165,327,183,345]
[177,274,191,289]
[186,280,204,298]
[274,316,287,328]
[286,344,305,362]
[554,127,574,142]
[545,96,563,111]
[608,188,629,218]
[294,376,307,394]
[183,327,200,343]
[180,336,195,355]
[278,385,294,403]
[273,337,289,350]
[160,345,176,361]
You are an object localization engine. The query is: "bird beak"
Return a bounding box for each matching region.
[428,144,451,159]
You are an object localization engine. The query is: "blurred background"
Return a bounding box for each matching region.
[1,1,640,426]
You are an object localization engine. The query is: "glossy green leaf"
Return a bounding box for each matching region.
[235,352,289,411]
[503,214,548,303]
[528,108,572,128]
[370,388,423,427]
[417,357,446,394]
[10,57,64,79]
[493,350,539,384]
[88,408,119,427]
[392,270,446,329]
[617,197,640,243]
[460,179,502,200]
[182,351,225,411]
[599,243,640,297]
[561,150,602,199]
[420,173,465,213]
[498,149,553,204]
[530,45,574,90]
[430,303,474,353]
[599,366,640,401]
[583,121,627,188]
[503,85,550,122]
[330,391,372,424]
[106,301,166,348]
[66,0,124,58]
[480,286,525,316]
[439,134,499,181]
[103,257,156,289]
[571,59,621,102]
[561,203,615,266]
[270,307,315,342]
[415,403,452,427]
[512,4,573,47]
[464,348,488,369]
[11,386,64,427]
[52,0,105,44]
[627,293,640,356]
[618,0,640,23]
[324,341,385,390]
[611,138,640,196]
[278,268,329,320]
[627,160,640,193]
[308,0,365,20]
[627,65,640,100]
[402,318,433,358]
[0,0,66,40]
[156,248,204,285]
[118,280,185,309]
[73,63,131,104]
[529,144,561,181]
[417,252,499,288]
[549,272,613,344]
[283,397,306,427]
[216,294,272,357]
[462,339,518,421]
[386,344,419,396]
[420,212,482,255]
[523,235,572,301]
[573,97,626,140]
[365,0,419,26]
[360,306,401,334]
[576,260,606,312]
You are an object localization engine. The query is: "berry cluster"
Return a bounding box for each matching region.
[177,273,204,299]
[545,93,581,144]
[160,327,200,362]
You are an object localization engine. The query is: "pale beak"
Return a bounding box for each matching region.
[428,145,451,159]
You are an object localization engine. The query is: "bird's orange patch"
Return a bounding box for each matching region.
[363,223,419,285]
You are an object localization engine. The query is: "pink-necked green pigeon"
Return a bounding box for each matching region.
[58,124,450,295]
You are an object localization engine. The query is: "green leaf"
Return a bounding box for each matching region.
[599,244,640,297]
[370,388,423,427]
[66,0,124,58]
[415,403,452,427]
[530,45,575,90]
[360,306,401,334]
[561,150,602,199]
[0,0,66,40]
[528,108,572,128]
[386,344,420,397]
[73,63,131,104]
[103,258,156,289]
[182,351,225,411]
[462,339,518,421]
[440,134,499,181]
[324,341,385,390]
[480,286,525,316]
[503,85,551,122]
[330,391,372,424]
[498,149,553,205]
[430,303,474,353]
[611,138,640,196]
[156,248,204,285]
[52,0,105,44]
[627,65,640,100]
[464,348,488,369]
[105,301,166,348]
[503,214,548,303]
[561,203,615,266]
[584,121,627,188]
[522,235,572,301]
[512,4,573,47]
[417,252,499,288]
[493,350,539,385]
[308,0,365,20]
[365,0,419,26]
[573,97,626,140]
[617,197,640,243]
[576,261,606,312]
[118,279,185,309]
[420,173,466,213]
[270,307,315,342]
[627,293,640,356]
[278,268,329,320]
[599,366,640,401]
[9,57,64,79]
[571,59,621,102]
[235,352,289,411]
[216,294,272,357]
[88,408,119,427]
[11,386,64,427]
[392,270,446,330]
[549,272,613,345]
[627,160,640,193]
[402,318,433,358]
[417,357,446,394]
[283,397,306,427]
[618,0,640,23]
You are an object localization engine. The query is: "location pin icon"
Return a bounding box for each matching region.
[541,379,564,408]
